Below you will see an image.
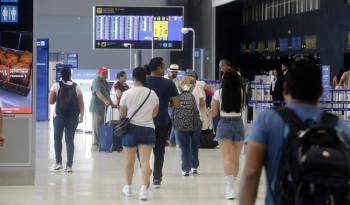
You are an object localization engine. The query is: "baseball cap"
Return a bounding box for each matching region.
[98,66,108,74]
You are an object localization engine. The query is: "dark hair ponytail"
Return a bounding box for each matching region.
[221,71,242,113]
[132,67,147,86]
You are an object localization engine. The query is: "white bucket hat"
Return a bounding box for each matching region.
[168,64,180,72]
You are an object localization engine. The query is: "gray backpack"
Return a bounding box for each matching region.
[173,87,202,131]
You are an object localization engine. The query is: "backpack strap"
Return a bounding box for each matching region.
[273,107,306,133]
[178,87,184,94]
[59,81,64,90]
[318,112,338,127]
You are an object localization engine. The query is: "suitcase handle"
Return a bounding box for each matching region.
[104,106,114,126]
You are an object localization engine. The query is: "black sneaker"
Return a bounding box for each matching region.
[153,179,161,189]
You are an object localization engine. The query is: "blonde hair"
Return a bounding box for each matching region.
[180,76,196,90]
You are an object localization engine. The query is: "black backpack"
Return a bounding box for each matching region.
[272,107,350,205]
[56,81,80,119]
[172,87,202,132]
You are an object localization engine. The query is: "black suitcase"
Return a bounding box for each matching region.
[112,131,123,152]
[200,129,218,149]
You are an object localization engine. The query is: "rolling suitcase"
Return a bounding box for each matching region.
[99,106,115,152]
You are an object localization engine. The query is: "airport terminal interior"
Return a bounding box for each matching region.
[1,0,350,204]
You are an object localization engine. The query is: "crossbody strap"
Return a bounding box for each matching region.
[129,89,151,120]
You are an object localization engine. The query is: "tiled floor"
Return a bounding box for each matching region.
[0,122,266,205]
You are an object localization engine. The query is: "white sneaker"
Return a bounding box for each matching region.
[139,185,149,201]
[225,183,236,200]
[52,163,63,171]
[122,185,132,197]
[65,166,73,173]
[191,168,198,175]
[181,171,190,176]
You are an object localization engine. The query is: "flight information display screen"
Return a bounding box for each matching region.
[93,6,184,50]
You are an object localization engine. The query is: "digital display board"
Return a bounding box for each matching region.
[0,0,32,31]
[322,65,330,99]
[58,52,78,69]
[240,42,245,54]
[1,5,18,23]
[292,37,301,50]
[67,53,78,68]
[1,0,18,24]
[305,35,317,49]
[279,38,288,52]
[93,6,184,50]
[257,41,265,52]
[268,40,276,51]
[251,42,256,52]
[1,0,18,2]
[246,42,253,53]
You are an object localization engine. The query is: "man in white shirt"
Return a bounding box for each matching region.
[165,64,181,145]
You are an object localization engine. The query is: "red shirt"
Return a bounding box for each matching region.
[113,81,129,106]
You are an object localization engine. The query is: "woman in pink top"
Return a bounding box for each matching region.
[114,71,129,106]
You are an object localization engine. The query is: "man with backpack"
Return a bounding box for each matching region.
[49,68,85,172]
[239,61,350,205]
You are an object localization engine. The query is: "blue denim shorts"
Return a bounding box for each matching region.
[215,117,245,142]
[122,124,156,148]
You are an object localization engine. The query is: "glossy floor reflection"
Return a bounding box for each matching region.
[0,122,265,205]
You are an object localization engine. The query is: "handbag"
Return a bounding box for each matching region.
[114,89,151,137]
